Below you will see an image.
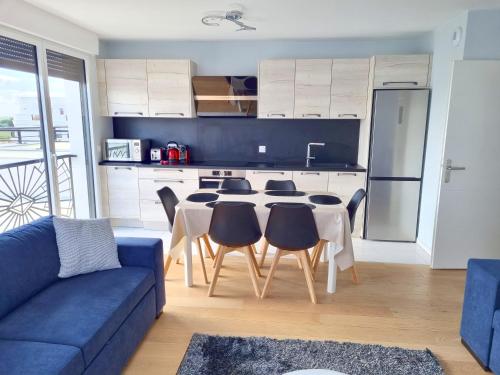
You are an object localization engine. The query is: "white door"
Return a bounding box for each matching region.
[431,61,500,268]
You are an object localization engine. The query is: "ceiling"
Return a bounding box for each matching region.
[24,0,500,40]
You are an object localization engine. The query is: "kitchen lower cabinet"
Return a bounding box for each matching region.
[138,167,199,228]
[105,166,141,219]
[328,171,367,237]
[292,171,329,191]
[247,170,293,190]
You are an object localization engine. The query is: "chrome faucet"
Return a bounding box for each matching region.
[306,142,325,167]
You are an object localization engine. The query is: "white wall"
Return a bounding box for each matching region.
[0,0,98,55]
[417,12,468,253]
[463,9,500,59]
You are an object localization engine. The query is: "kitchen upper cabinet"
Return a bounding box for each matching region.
[105,59,149,117]
[147,59,195,118]
[330,59,370,119]
[96,59,108,116]
[258,60,295,119]
[294,59,332,119]
[373,55,431,89]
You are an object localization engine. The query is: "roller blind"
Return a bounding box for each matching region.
[0,35,37,73]
[47,49,85,83]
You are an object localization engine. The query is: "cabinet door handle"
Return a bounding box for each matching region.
[301,113,322,118]
[152,169,184,173]
[114,166,132,170]
[253,171,285,175]
[114,111,144,116]
[338,114,358,118]
[337,172,357,176]
[382,81,418,86]
[155,112,185,117]
[153,179,184,183]
[155,201,163,205]
[300,172,320,176]
[267,113,286,118]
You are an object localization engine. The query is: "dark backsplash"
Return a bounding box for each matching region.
[113,117,360,164]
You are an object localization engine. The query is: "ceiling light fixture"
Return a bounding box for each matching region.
[202,9,256,31]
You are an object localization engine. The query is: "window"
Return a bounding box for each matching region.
[0,33,95,232]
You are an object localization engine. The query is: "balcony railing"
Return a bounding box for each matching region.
[0,155,75,233]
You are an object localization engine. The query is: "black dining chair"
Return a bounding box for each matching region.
[311,188,366,283]
[208,202,262,297]
[261,203,320,304]
[157,187,215,284]
[264,180,296,191]
[220,178,252,190]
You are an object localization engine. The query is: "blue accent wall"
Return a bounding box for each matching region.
[113,117,360,164]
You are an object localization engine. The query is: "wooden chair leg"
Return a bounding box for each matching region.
[299,250,317,304]
[244,247,261,297]
[196,237,209,284]
[351,264,360,284]
[247,245,262,277]
[251,244,258,254]
[261,249,282,299]
[259,239,270,268]
[208,247,226,297]
[312,240,326,276]
[202,234,215,260]
[212,245,222,269]
[164,255,172,277]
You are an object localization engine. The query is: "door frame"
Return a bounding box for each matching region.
[0,25,97,217]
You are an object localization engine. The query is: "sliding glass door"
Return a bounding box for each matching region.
[0,32,95,232]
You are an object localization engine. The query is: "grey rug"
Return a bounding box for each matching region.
[177,334,445,375]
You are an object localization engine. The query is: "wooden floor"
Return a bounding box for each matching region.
[123,256,482,375]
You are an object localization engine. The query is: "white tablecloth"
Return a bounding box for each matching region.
[169,189,354,271]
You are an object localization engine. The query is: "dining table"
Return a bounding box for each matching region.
[169,189,355,294]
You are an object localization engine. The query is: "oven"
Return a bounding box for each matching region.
[199,169,246,189]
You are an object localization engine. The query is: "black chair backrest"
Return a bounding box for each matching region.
[265,203,319,250]
[346,189,367,233]
[265,180,296,191]
[209,202,262,247]
[220,178,252,190]
[157,186,179,227]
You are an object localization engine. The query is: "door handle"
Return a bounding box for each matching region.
[444,159,466,183]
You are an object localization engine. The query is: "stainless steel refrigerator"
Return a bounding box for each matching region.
[365,89,429,241]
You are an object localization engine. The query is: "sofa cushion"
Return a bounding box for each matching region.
[0,216,60,319]
[0,339,85,375]
[493,310,500,330]
[54,217,121,278]
[0,267,154,366]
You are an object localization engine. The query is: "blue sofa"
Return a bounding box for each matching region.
[0,216,165,375]
[461,258,500,372]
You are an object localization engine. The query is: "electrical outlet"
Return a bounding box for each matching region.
[258,145,266,153]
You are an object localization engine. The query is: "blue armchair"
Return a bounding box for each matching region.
[461,258,500,371]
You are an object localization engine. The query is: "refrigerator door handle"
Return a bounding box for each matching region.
[398,106,404,125]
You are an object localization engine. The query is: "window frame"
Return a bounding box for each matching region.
[0,25,97,218]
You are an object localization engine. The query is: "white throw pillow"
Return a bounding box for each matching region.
[53,217,121,278]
